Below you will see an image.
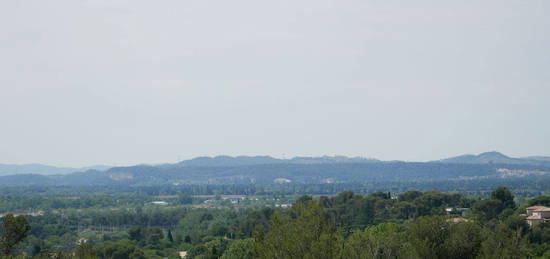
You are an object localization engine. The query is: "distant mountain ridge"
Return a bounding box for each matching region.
[179,153,550,167]
[0,156,379,176]
[2,152,550,185]
[435,151,550,166]
[2,159,550,187]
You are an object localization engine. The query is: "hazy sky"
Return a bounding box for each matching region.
[1,0,549,167]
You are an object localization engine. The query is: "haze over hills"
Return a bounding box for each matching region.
[173,155,380,167]
[3,152,549,177]
[1,152,550,186]
[0,164,111,176]
[523,156,550,162]
[173,152,550,167]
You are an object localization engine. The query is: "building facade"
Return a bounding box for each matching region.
[525,206,550,227]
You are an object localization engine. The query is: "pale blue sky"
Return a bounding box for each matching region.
[1,0,549,167]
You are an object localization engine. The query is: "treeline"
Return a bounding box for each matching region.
[2,178,548,213]
[0,193,197,213]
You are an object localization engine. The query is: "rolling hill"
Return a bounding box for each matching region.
[435,151,550,166]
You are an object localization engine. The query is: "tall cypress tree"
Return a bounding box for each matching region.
[167,229,174,243]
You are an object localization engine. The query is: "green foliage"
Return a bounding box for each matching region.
[528,196,550,207]
[220,238,256,259]
[529,222,550,244]
[0,214,31,256]
[101,240,146,259]
[146,227,164,249]
[188,238,229,259]
[256,202,342,259]
[128,226,144,242]
[342,223,418,259]
[0,186,547,259]
[491,186,516,210]
[444,221,483,259]
[472,199,504,221]
[477,228,528,259]
[407,216,451,259]
[74,243,97,259]
[398,190,423,202]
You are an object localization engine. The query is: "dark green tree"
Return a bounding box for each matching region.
[127,226,144,242]
[146,227,163,248]
[472,199,503,221]
[491,186,515,210]
[527,196,550,207]
[398,190,423,202]
[184,235,192,243]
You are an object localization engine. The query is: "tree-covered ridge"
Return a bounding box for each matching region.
[2,161,550,187]
[0,187,549,258]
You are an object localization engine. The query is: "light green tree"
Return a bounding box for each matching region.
[341,223,419,259]
[220,238,257,259]
[256,201,342,259]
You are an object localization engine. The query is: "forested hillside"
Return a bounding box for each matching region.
[1,187,549,258]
